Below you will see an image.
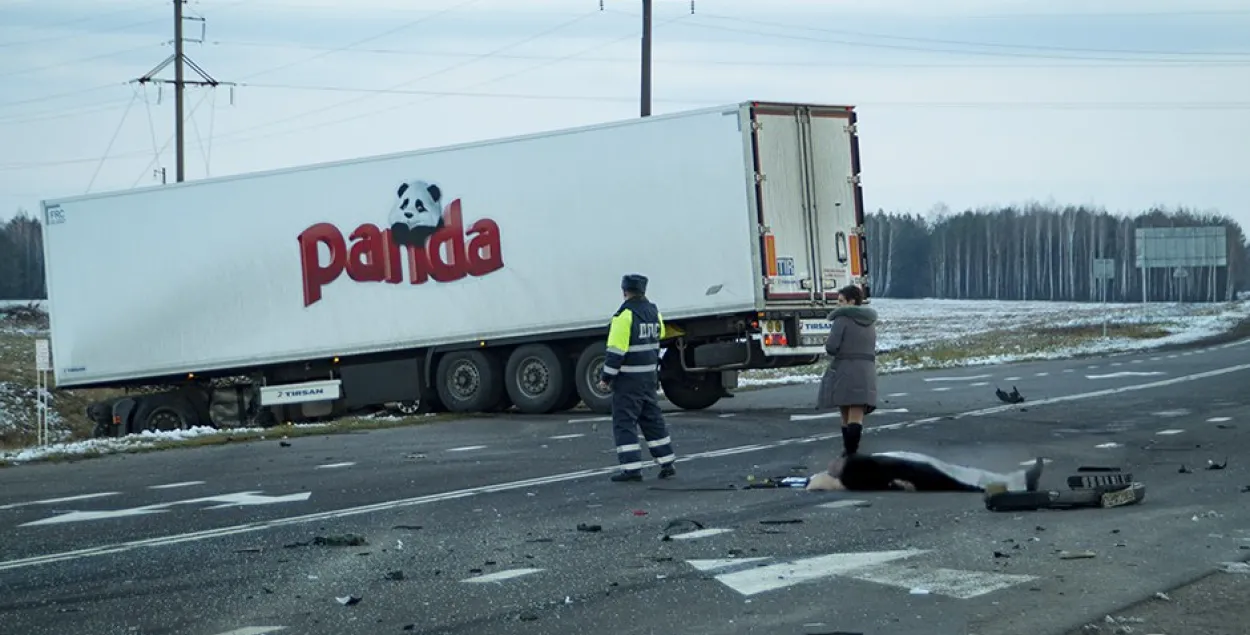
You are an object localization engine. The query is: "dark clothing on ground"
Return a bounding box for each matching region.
[838,453,983,492]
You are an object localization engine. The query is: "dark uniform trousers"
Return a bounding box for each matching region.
[602,297,675,474]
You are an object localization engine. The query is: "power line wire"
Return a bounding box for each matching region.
[694,12,1250,57]
[660,13,1250,63]
[0,16,166,49]
[236,0,488,81]
[241,83,708,104]
[86,91,139,193]
[0,99,134,126]
[0,83,126,109]
[0,43,162,79]
[208,39,1250,68]
[216,9,604,141]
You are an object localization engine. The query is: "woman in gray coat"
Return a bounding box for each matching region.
[816,284,878,456]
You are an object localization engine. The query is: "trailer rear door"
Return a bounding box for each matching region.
[747,103,867,305]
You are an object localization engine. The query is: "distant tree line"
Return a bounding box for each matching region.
[0,210,45,300]
[865,204,1250,302]
[3,204,1248,302]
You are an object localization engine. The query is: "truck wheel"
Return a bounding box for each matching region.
[552,385,583,412]
[435,350,505,413]
[505,344,575,415]
[660,353,723,411]
[574,342,613,415]
[133,394,198,432]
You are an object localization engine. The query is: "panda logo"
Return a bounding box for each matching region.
[388,180,444,248]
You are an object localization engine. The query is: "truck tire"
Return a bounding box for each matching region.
[552,387,583,413]
[435,350,506,413]
[505,344,575,415]
[132,393,198,432]
[660,352,724,411]
[574,342,613,415]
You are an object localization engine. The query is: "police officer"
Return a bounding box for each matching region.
[599,273,677,482]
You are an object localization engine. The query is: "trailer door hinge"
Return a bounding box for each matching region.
[758,223,771,235]
[847,173,861,186]
[850,225,865,236]
[844,122,858,135]
[755,172,767,184]
[751,119,763,131]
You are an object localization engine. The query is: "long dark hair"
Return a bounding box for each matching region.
[838,285,865,306]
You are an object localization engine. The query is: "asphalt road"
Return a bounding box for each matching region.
[2,340,1250,635]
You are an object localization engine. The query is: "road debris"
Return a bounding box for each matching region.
[1206,458,1229,470]
[759,519,804,525]
[279,441,291,447]
[1153,592,1171,601]
[576,523,602,533]
[1059,550,1097,559]
[392,525,422,531]
[1178,465,1193,474]
[995,385,1025,404]
[336,595,362,606]
[1219,562,1250,574]
[385,570,405,580]
[660,518,705,541]
[285,534,368,548]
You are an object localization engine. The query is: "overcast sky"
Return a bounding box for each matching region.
[2,0,1248,228]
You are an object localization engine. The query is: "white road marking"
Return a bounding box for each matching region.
[0,492,119,511]
[1035,372,1050,377]
[1153,409,1189,417]
[1156,429,1184,435]
[687,557,769,572]
[1110,362,1123,367]
[568,416,612,424]
[1208,417,1232,423]
[461,568,543,583]
[316,462,355,469]
[1130,359,1144,364]
[549,434,585,440]
[790,412,838,421]
[850,563,1038,600]
[1086,371,1167,379]
[1086,365,1099,369]
[718,413,736,418]
[932,387,952,392]
[669,528,733,541]
[818,499,871,510]
[1005,376,1021,381]
[447,445,487,452]
[1150,356,1162,361]
[149,481,205,490]
[1167,354,1179,359]
[1019,458,1055,466]
[875,408,910,414]
[5,360,1250,573]
[1095,442,1122,449]
[20,491,313,527]
[1062,369,1074,373]
[210,628,287,635]
[704,550,925,596]
[923,374,991,382]
[970,382,989,387]
[886,392,908,397]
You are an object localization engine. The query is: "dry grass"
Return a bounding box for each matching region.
[739,321,1180,385]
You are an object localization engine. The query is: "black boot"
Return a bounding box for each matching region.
[611,470,642,483]
[658,464,676,479]
[841,423,863,456]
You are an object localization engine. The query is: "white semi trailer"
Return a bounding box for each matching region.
[40,100,870,436]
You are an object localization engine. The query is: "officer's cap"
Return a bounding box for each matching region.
[621,274,648,294]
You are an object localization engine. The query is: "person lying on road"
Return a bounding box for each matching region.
[806,451,1045,493]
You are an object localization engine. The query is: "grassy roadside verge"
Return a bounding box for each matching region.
[735,320,1232,389]
[0,413,461,467]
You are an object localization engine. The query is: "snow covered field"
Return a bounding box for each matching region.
[3,297,1250,464]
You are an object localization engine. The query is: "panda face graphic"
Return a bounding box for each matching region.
[388,180,444,248]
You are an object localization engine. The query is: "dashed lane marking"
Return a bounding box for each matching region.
[1019,458,1055,466]
[149,481,205,490]
[1153,409,1189,417]
[211,628,286,635]
[875,408,910,414]
[669,528,734,540]
[1156,429,1184,435]
[923,374,991,382]
[549,434,585,440]
[1035,372,1050,377]
[447,445,488,452]
[791,412,838,421]
[461,568,544,583]
[568,416,612,424]
[1095,442,1122,449]
[970,382,989,386]
[315,462,355,469]
[932,387,952,392]
[1005,376,1021,381]
[1087,371,1167,379]
[887,392,908,397]
[4,361,1248,573]
[1208,417,1232,423]
[0,492,119,511]
[818,499,871,510]
[718,413,736,418]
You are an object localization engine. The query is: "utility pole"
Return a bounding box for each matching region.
[134,0,234,183]
[640,0,651,117]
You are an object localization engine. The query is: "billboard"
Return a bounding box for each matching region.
[1134,226,1227,269]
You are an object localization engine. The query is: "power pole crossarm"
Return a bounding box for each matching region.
[131,0,234,184]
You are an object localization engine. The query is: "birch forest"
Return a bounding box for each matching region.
[1,204,1248,302]
[865,204,1250,303]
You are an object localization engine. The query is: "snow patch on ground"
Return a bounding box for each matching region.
[0,423,331,465]
[738,298,1250,387]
